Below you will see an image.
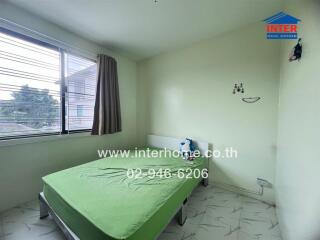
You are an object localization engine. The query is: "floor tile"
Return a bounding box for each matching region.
[1,200,65,240]
[0,186,282,240]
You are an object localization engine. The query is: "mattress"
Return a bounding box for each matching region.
[42,148,207,240]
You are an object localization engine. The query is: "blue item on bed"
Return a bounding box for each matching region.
[179,138,196,160]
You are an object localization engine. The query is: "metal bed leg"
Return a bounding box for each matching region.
[177,198,188,226]
[39,193,49,219]
[202,177,209,187]
[39,192,79,240]
[202,168,209,187]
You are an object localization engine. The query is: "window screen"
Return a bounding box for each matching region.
[0,31,61,138]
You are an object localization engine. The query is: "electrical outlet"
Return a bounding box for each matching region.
[256,178,272,188]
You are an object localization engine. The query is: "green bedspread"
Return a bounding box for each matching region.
[43,148,207,240]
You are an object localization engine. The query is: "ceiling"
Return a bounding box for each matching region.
[7,0,283,60]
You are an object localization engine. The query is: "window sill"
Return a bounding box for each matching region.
[0,131,92,148]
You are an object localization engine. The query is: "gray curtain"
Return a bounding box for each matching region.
[91,54,122,135]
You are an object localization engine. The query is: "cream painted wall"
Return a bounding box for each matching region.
[137,23,280,203]
[276,1,320,239]
[0,3,137,212]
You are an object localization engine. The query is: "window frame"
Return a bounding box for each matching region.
[0,27,97,141]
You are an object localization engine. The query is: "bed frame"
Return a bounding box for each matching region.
[39,134,209,240]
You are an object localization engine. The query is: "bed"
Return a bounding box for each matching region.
[39,135,209,240]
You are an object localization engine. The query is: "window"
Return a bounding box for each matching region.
[0,28,97,139]
[64,53,97,131]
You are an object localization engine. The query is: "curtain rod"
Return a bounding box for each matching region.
[0,16,97,59]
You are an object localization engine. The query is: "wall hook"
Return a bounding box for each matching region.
[289,38,302,62]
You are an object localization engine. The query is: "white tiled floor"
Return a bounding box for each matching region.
[0,186,282,240]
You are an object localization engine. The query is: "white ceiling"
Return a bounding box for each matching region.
[7,0,283,60]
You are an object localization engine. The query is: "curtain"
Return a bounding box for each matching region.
[92,54,122,135]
